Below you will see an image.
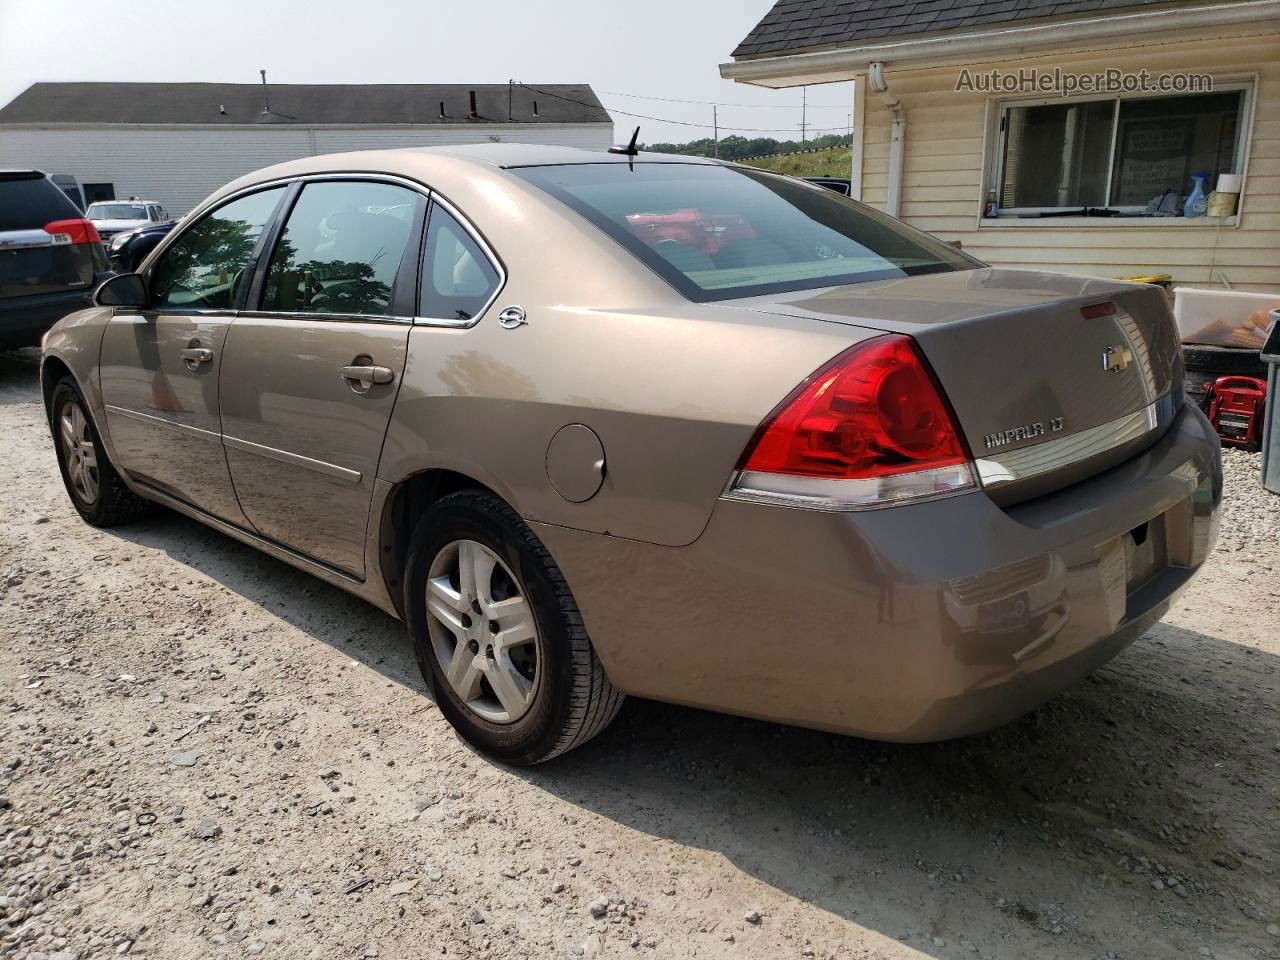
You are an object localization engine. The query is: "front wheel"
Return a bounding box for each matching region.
[49,377,151,527]
[404,489,623,765]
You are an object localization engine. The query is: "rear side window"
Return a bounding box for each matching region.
[512,163,978,302]
[150,187,285,310]
[0,173,81,231]
[418,205,500,323]
[262,180,417,317]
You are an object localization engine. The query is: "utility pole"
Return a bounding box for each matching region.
[713,105,719,158]
[800,85,807,143]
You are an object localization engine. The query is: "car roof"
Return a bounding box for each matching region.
[202,143,729,228]
[88,199,160,205]
[227,142,718,182]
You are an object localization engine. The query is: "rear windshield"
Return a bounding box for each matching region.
[511,163,979,302]
[0,173,81,231]
[88,203,149,220]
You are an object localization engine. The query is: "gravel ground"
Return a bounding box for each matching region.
[2,347,1278,960]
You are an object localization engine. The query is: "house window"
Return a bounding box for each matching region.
[996,89,1247,217]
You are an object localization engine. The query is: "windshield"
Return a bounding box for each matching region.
[88,203,149,221]
[511,163,979,302]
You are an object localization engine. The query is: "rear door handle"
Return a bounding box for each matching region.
[340,364,395,389]
[180,347,213,365]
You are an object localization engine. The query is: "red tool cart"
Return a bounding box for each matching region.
[1207,375,1268,450]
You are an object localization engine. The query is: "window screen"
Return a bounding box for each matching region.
[262,181,417,316]
[419,205,500,322]
[999,91,1245,213]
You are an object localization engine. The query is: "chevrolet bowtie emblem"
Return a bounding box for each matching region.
[1102,344,1133,373]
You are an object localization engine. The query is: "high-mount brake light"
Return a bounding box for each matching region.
[43,219,100,246]
[726,334,976,510]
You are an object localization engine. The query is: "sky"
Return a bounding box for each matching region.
[0,0,854,146]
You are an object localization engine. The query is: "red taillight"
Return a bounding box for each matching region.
[741,334,970,480]
[44,218,100,245]
[728,335,975,510]
[1080,301,1116,320]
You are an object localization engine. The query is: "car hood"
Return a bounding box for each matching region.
[90,219,149,233]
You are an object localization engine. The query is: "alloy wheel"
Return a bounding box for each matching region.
[59,399,99,505]
[425,539,541,724]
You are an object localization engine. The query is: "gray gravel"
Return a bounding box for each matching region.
[2,348,1278,960]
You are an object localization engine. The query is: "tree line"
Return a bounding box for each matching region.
[640,133,852,161]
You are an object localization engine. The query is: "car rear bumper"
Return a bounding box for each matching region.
[533,400,1222,741]
[0,286,98,350]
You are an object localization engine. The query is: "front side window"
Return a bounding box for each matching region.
[262,180,417,316]
[512,163,976,302]
[998,90,1245,215]
[419,205,500,322]
[150,187,285,310]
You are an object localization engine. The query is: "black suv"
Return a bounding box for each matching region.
[1,170,111,351]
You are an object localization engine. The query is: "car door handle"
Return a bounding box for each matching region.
[180,347,213,364]
[340,364,395,387]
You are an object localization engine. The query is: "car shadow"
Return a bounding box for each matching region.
[0,349,42,405]
[92,506,1280,957]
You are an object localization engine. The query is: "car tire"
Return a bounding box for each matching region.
[49,377,151,527]
[404,489,623,765]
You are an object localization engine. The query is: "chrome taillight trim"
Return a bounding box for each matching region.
[721,463,977,512]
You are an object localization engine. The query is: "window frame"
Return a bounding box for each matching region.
[141,183,290,316]
[243,175,429,324]
[414,192,508,329]
[981,78,1256,227]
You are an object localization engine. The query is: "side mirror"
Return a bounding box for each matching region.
[95,273,148,308]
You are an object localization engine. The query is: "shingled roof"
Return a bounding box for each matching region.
[731,0,1210,58]
[0,82,610,126]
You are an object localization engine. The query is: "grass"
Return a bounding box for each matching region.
[739,146,853,179]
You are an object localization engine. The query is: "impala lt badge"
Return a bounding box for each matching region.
[983,416,1065,450]
[1102,344,1133,373]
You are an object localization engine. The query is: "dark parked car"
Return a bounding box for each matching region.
[804,176,852,196]
[1,170,111,351]
[107,220,177,273]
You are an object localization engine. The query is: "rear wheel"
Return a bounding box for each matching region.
[50,378,150,527]
[404,489,622,765]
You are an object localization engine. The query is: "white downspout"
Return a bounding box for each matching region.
[887,108,906,218]
[869,62,906,219]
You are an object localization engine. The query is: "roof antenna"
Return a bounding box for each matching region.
[608,126,641,168]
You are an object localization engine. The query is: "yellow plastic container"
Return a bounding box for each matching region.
[1117,273,1172,288]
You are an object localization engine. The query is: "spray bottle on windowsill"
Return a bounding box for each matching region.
[983,190,999,219]
[1183,173,1210,218]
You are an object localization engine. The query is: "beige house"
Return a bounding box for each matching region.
[722,0,1280,293]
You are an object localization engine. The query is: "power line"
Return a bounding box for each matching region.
[515,83,853,135]
[600,89,851,109]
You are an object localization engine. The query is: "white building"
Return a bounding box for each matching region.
[0,81,614,215]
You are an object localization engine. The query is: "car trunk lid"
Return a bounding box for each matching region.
[726,268,1182,503]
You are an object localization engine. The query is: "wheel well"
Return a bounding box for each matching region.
[40,356,73,419]
[379,469,497,616]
